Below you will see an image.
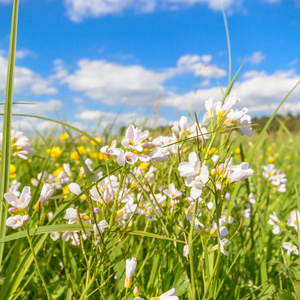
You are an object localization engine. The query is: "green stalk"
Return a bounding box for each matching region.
[25,225,52,300]
[0,0,19,268]
[188,198,198,300]
[109,164,127,227]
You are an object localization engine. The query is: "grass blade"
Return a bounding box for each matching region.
[0,0,19,268]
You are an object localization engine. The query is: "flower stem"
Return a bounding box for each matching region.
[25,225,52,300]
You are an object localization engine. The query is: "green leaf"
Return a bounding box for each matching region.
[0,0,19,268]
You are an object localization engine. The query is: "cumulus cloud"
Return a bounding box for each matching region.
[247,51,266,65]
[161,69,300,114]
[167,54,226,78]
[64,0,157,22]
[0,54,57,95]
[262,0,281,3]
[75,109,171,128]
[10,100,62,115]
[15,49,33,60]
[63,0,241,21]
[63,59,168,105]
[163,0,238,11]
[61,54,225,106]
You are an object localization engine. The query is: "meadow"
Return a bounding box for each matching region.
[1,1,300,300]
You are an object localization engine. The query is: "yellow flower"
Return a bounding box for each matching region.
[63,185,70,199]
[90,137,102,146]
[91,152,98,159]
[77,146,87,154]
[81,135,88,141]
[267,156,275,163]
[139,162,150,170]
[209,147,218,155]
[70,152,79,160]
[60,133,69,140]
[46,147,62,158]
[235,147,241,154]
[267,146,273,152]
[99,152,109,161]
[53,167,64,177]
[10,164,16,178]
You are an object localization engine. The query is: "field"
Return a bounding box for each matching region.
[1,1,300,300]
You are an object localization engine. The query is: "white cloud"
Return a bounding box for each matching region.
[163,0,237,11]
[63,0,241,21]
[63,59,168,105]
[15,49,32,60]
[161,69,300,114]
[0,99,62,117]
[247,51,266,65]
[75,109,171,128]
[64,0,157,22]
[246,102,300,114]
[0,100,63,133]
[262,0,281,3]
[169,54,226,78]
[0,54,57,95]
[12,100,62,115]
[288,59,298,66]
[73,97,84,103]
[62,55,225,106]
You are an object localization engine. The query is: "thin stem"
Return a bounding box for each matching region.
[188,198,198,300]
[25,224,52,300]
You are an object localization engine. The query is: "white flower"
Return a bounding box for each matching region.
[163,184,181,199]
[287,210,300,232]
[211,219,228,237]
[149,147,169,162]
[50,232,60,241]
[283,242,299,256]
[63,163,71,177]
[4,186,31,209]
[100,140,122,158]
[216,95,240,117]
[63,207,88,224]
[117,150,138,166]
[178,152,201,177]
[125,257,137,288]
[227,162,254,183]
[38,183,55,204]
[93,220,109,236]
[203,97,217,123]
[150,288,179,300]
[186,165,209,190]
[183,244,189,259]
[213,238,231,256]
[9,180,21,197]
[121,124,148,152]
[6,215,23,229]
[268,212,281,234]
[68,183,82,195]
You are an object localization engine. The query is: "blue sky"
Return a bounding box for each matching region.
[0,0,300,131]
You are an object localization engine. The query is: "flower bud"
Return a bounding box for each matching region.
[133,286,139,297]
[9,207,16,213]
[22,215,30,222]
[124,257,137,288]
[218,163,224,172]
[216,182,222,190]
[94,207,101,215]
